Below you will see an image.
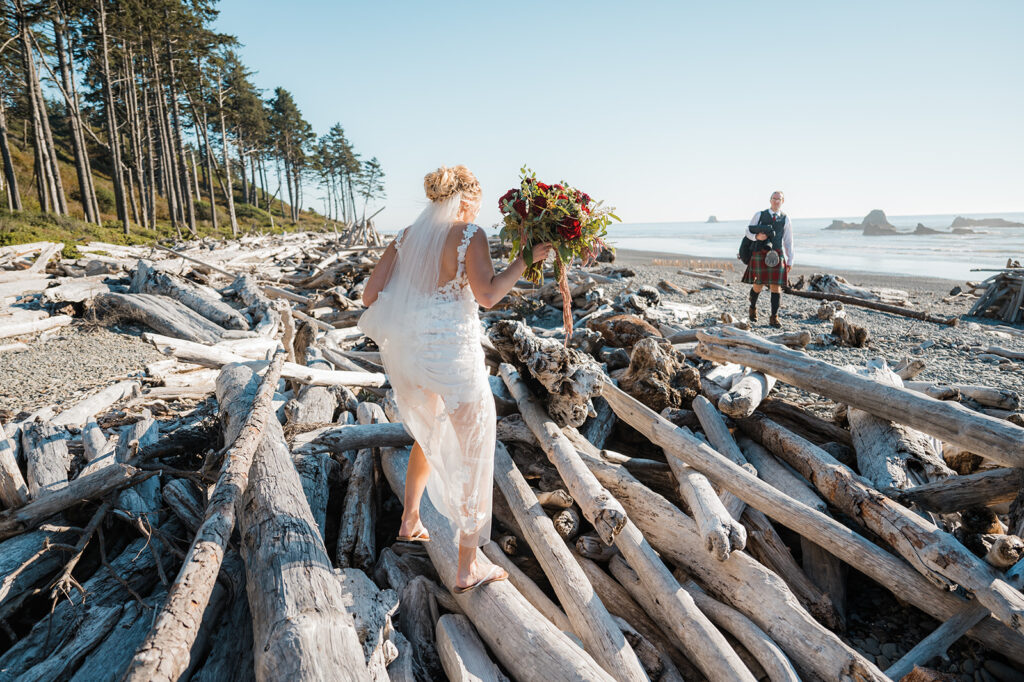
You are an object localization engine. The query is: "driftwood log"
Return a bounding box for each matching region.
[124,353,285,682]
[214,362,368,680]
[696,327,1024,468]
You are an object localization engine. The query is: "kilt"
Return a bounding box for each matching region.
[742,250,789,287]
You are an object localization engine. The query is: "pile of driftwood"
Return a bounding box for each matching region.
[968,268,1024,324]
[1,232,1024,681]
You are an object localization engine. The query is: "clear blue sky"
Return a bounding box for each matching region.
[215,0,1023,231]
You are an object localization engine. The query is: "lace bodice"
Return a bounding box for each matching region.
[395,223,478,303]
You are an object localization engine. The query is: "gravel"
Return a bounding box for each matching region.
[0,321,162,419]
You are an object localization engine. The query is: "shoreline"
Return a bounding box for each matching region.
[613,247,965,294]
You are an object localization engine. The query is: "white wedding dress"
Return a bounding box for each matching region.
[360,219,495,547]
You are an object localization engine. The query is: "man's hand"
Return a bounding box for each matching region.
[756,233,768,241]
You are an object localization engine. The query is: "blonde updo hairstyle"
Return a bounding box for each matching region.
[424,165,481,215]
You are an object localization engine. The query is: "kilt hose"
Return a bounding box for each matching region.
[742,250,789,287]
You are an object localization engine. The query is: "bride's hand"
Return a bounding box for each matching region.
[531,242,553,263]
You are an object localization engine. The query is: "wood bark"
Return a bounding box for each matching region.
[0,99,21,210]
[380,445,618,682]
[124,354,284,682]
[97,0,130,233]
[696,326,1024,468]
[214,362,368,681]
[492,442,647,680]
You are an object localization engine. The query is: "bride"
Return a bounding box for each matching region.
[360,165,551,592]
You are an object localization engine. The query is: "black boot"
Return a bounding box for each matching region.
[769,292,781,327]
[748,288,760,322]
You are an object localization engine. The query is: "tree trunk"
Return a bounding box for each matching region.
[123,43,149,228]
[53,19,97,223]
[218,82,239,236]
[165,49,196,235]
[148,41,179,233]
[97,0,130,233]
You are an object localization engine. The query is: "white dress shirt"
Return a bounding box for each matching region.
[745,210,794,265]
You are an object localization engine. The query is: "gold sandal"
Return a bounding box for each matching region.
[396,529,430,543]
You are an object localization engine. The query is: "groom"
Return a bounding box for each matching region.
[742,191,794,327]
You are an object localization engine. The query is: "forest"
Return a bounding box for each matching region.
[0,0,385,246]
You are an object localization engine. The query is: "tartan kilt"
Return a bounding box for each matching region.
[742,250,789,287]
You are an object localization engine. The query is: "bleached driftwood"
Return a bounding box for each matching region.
[131,260,249,330]
[892,468,1022,514]
[0,314,73,340]
[492,442,647,680]
[741,414,1024,636]
[696,327,1024,468]
[502,366,751,679]
[436,614,509,682]
[0,421,28,507]
[124,354,285,682]
[143,333,387,387]
[380,446,617,682]
[52,380,140,427]
[847,362,955,490]
[214,362,369,681]
[567,432,886,681]
[20,421,71,498]
[594,386,1024,664]
[336,403,383,571]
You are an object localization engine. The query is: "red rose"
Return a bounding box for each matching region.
[533,195,547,210]
[537,182,550,191]
[499,189,518,210]
[557,194,568,201]
[558,218,582,240]
[553,183,564,191]
[513,199,527,218]
[579,192,591,204]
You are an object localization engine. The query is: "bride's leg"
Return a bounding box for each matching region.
[399,440,431,538]
[448,399,503,588]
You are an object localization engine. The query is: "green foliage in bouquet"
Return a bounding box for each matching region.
[497,167,620,338]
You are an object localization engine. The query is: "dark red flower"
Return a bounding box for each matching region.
[581,204,591,215]
[537,182,550,191]
[499,189,518,209]
[513,199,527,218]
[553,183,564,191]
[558,218,582,240]
[533,195,547,210]
[557,194,568,201]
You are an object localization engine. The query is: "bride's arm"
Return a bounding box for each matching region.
[465,231,551,309]
[361,241,398,307]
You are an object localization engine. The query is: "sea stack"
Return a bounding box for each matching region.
[706,215,718,223]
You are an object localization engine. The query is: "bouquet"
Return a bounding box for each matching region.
[498,167,619,339]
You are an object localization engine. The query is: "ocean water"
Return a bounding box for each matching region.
[606,212,1024,282]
